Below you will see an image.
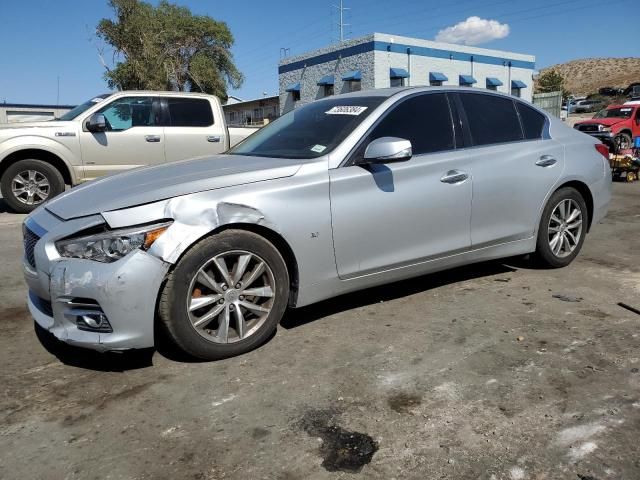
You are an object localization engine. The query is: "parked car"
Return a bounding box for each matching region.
[23,87,611,360]
[598,87,622,96]
[573,99,606,113]
[0,91,257,213]
[573,103,640,150]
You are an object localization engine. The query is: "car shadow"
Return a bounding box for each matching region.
[34,322,155,372]
[0,198,10,214]
[281,259,518,330]
[33,258,527,369]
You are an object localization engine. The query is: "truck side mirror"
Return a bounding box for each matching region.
[86,113,107,133]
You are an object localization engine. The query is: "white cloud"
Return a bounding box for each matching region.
[435,16,510,46]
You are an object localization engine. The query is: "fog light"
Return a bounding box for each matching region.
[76,312,113,333]
[61,298,113,333]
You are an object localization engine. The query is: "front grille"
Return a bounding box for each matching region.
[577,124,600,133]
[23,226,40,268]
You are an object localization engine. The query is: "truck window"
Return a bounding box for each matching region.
[167,98,214,127]
[97,97,157,131]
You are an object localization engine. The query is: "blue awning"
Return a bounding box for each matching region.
[317,75,335,86]
[459,75,477,85]
[285,82,301,92]
[390,68,409,79]
[429,72,448,82]
[342,70,361,81]
[511,80,527,89]
[486,77,503,87]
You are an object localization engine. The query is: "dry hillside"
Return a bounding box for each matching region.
[537,57,640,95]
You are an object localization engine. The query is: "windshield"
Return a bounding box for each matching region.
[56,94,112,121]
[229,96,386,159]
[593,107,634,119]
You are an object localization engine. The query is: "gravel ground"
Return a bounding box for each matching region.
[0,183,639,480]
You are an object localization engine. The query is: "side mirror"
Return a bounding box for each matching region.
[86,113,107,133]
[361,137,412,164]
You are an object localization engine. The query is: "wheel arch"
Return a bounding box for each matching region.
[0,148,73,185]
[166,223,300,307]
[553,180,594,231]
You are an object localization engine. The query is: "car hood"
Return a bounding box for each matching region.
[575,118,626,126]
[45,154,303,220]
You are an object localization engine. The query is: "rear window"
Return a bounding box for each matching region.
[459,93,523,146]
[167,98,214,127]
[516,102,546,140]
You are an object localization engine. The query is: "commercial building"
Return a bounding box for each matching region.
[0,103,74,123]
[222,95,279,126]
[278,32,535,114]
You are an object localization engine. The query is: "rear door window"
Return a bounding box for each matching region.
[167,98,214,127]
[516,102,546,140]
[361,93,455,156]
[459,93,523,146]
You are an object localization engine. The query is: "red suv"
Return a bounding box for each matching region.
[574,103,640,150]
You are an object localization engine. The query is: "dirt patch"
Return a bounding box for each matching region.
[387,391,422,413]
[298,409,378,473]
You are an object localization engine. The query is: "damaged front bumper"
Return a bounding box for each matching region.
[23,210,170,352]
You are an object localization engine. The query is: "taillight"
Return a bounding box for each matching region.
[595,143,609,159]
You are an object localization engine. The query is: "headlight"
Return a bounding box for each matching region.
[56,221,172,263]
[600,126,611,132]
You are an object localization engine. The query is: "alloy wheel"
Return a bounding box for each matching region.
[186,250,276,344]
[547,199,583,258]
[11,170,50,205]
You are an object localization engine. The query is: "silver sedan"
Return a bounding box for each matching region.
[22,87,611,360]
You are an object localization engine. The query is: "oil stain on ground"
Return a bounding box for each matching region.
[298,409,378,473]
[387,391,422,413]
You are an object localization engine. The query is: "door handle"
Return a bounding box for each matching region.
[207,136,221,143]
[440,170,469,184]
[145,135,161,143]
[535,155,557,167]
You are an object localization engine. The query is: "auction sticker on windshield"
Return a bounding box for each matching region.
[310,144,327,153]
[325,106,368,115]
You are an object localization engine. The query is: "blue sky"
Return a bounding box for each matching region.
[0,0,636,105]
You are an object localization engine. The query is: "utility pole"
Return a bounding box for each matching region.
[332,0,350,43]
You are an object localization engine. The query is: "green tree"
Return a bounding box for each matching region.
[535,69,569,98]
[97,0,243,101]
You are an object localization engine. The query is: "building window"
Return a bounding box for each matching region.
[348,81,361,92]
[390,77,405,88]
[292,90,301,101]
[511,88,521,98]
[324,84,334,97]
[253,107,263,120]
[511,80,527,98]
[429,80,443,87]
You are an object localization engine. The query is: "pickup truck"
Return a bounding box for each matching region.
[0,91,257,213]
[573,103,640,151]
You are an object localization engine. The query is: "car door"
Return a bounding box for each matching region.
[329,92,473,279]
[163,97,228,162]
[79,96,165,180]
[454,92,565,248]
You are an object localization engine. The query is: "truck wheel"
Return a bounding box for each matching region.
[1,159,65,213]
[614,133,632,152]
[158,230,290,360]
[533,187,587,268]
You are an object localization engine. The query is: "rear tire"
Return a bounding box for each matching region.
[158,230,289,360]
[1,159,65,213]
[533,187,588,268]
[614,132,632,152]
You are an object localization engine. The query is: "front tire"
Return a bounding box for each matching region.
[533,187,587,268]
[158,230,289,360]
[1,159,65,213]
